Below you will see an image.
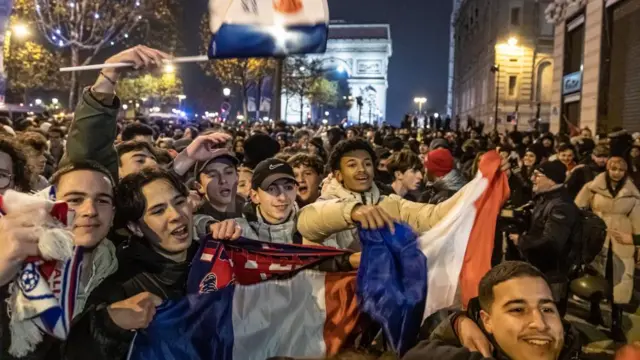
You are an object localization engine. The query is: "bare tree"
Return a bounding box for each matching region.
[33,0,150,106]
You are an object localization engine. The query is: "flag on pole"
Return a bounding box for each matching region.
[208,0,329,58]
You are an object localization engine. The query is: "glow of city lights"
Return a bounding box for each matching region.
[507,37,518,47]
[137,16,142,20]
[177,94,187,100]
[110,41,115,45]
[299,66,306,71]
[52,35,57,41]
[68,2,75,8]
[35,99,42,105]
[135,1,140,6]
[337,65,344,73]
[322,119,328,125]
[163,64,175,73]
[263,116,269,121]
[223,88,231,97]
[51,98,59,105]
[55,29,61,35]
[58,40,64,47]
[19,103,24,107]
[135,103,140,108]
[124,33,129,38]
[237,115,245,120]
[434,113,440,118]
[324,111,329,116]
[141,97,148,102]
[94,13,100,19]
[122,104,128,110]
[12,24,30,38]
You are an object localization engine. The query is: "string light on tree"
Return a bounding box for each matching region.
[34,0,148,106]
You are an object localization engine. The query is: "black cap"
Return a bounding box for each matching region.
[251,158,297,190]
[536,160,567,185]
[194,149,240,177]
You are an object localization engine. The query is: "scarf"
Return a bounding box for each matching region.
[1,188,79,357]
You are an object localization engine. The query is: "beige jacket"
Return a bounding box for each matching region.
[298,178,467,251]
[575,173,640,303]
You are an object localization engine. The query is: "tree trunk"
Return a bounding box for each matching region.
[68,47,80,110]
[299,93,304,125]
[284,94,290,122]
[255,78,262,121]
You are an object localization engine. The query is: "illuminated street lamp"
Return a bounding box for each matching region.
[507,37,518,47]
[163,64,176,73]
[122,104,128,110]
[223,88,231,97]
[35,99,42,106]
[413,97,427,113]
[51,98,59,105]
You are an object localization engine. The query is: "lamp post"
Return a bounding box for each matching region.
[177,94,186,110]
[413,97,427,113]
[490,65,500,132]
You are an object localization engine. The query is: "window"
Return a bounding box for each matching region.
[510,7,521,26]
[508,76,518,96]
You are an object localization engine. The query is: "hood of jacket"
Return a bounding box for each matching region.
[320,178,382,205]
[76,239,118,315]
[433,169,467,193]
[236,202,300,244]
[588,172,640,200]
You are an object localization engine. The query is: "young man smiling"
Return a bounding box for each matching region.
[297,138,494,251]
[404,261,581,360]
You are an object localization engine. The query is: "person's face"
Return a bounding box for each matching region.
[298,135,309,147]
[607,159,628,183]
[523,137,531,145]
[399,168,423,191]
[336,150,375,193]
[480,276,564,360]
[419,144,429,155]
[347,130,355,139]
[308,143,319,156]
[198,159,238,208]
[49,132,63,146]
[592,154,608,168]
[237,169,252,200]
[235,141,244,154]
[278,138,287,149]
[119,148,158,178]
[523,151,537,167]
[133,134,153,143]
[34,151,46,175]
[532,170,556,193]
[293,165,321,204]
[184,128,193,139]
[581,129,592,138]
[542,139,552,148]
[630,147,640,159]
[0,151,14,195]
[136,179,193,257]
[378,157,389,172]
[251,178,297,224]
[558,150,574,165]
[366,131,374,142]
[470,130,478,139]
[57,170,115,247]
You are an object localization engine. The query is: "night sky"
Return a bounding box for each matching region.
[181,0,453,125]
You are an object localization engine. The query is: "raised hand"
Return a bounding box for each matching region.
[107,292,163,331]
[185,133,233,161]
[351,205,395,233]
[210,219,242,241]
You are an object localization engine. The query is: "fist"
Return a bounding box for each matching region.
[107,292,163,331]
[350,205,395,233]
[0,206,47,286]
[105,45,171,73]
[210,220,242,241]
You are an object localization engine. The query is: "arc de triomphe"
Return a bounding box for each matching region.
[281,23,393,124]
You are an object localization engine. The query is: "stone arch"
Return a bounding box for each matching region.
[535,60,553,103]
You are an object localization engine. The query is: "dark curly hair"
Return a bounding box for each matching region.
[386,150,422,179]
[288,153,325,177]
[329,138,377,173]
[0,135,33,192]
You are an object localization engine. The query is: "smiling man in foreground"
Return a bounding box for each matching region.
[403,261,582,360]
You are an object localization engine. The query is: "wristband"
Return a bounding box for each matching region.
[100,71,117,85]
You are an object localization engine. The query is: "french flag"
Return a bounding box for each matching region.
[126,152,508,359]
[208,0,329,58]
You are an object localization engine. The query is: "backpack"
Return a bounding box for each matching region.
[571,209,607,267]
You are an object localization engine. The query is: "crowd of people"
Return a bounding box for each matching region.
[0,45,639,359]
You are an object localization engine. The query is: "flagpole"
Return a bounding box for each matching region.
[59,55,210,72]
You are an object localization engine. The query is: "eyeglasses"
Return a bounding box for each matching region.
[0,172,13,189]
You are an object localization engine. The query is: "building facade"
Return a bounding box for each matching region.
[549,0,640,134]
[451,0,555,131]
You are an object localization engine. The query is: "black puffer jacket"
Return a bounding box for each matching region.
[63,240,197,360]
[519,187,579,281]
[404,298,583,360]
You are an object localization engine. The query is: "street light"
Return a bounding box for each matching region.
[413,97,427,113]
[51,98,59,105]
[324,111,329,116]
[223,88,231,97]
[11,23,30,38]
[337,65,344,73]
[122,104,128,110]
[35,99,42,106]
[507,37,518,47]
[163,64,175,73]
[299,66,306,72]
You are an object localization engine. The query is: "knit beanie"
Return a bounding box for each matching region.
[424,148,454,177]
[537,160,567,185]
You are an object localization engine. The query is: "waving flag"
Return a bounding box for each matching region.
[418,150,510,317]
[208,0,329,58]
[127,152,508,359]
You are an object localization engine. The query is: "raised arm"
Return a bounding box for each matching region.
[61,46,170,181]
